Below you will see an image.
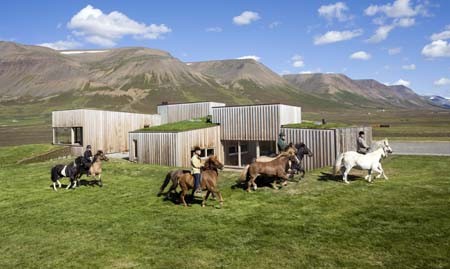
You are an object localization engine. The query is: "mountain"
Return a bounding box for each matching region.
[0,41,437,113]
[425,95,450,109]
[284,73,432,108]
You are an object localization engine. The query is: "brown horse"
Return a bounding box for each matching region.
[75,150,109,187]
[157,169,190,198]
[176,155,224,207]
[241,146,299,192]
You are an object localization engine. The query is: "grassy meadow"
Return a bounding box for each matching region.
[0,144,449,268]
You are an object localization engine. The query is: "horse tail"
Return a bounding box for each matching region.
[334,153,344,175]
[238,165,250,183]
[158,172,173,196]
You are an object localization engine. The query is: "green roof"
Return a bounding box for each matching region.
[282,121,353,129]
[134,117,217,132]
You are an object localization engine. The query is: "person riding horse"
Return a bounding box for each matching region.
[191,146,204,196]
[82,145,93,175]
[357,131,370,154]
[277,131,288,152]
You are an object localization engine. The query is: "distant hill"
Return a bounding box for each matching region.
[425,95,450,109]
[0,41,440,113]
[284,73,432,108]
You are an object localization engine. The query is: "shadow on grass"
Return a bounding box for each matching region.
[231,175,302,191]
[159,191,205,206]
[317,172,361,182]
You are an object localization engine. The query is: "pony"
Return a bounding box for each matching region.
[50,161,79,191]
[291,143,314,178]
[334,140,393,184]
[74,150,109,187]
[160,155,224,207]
[240,146,300,192]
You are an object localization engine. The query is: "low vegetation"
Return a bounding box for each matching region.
[137,117,217,132]
[283,120,352,129]
[0,145,449,268]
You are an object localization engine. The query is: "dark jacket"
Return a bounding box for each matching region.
[83,150,93,163]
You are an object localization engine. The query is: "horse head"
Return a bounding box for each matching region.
[205,155,224,171]
[95,150,109,162]
[295,143,314,158]
[382,139,393,154]
[284,146,300,164]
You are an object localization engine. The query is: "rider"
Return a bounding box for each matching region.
[277,131,288,152]
[191,146,204,196]
[83,145,93,175]
[357,131,370,154]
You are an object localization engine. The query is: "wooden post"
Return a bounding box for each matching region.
[237,141,242,167]
[71,128,75,145]
[256,140,260,158]
[52,128,56,144]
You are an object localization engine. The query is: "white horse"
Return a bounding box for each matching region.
[334,139,393,184]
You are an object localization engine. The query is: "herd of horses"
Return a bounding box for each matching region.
[51,139,394,208]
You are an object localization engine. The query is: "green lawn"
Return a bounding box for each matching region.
[0,145,449,268]
[136,117,217,132]
[283,120,353,129]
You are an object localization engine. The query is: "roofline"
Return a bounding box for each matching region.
[52,108,159,116]
[212,103,300,109]
[157,101,226,106]
[129,124,220,134]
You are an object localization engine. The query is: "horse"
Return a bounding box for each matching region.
[173,155,224,207]
[334,141,393,184]
[74,150,109,187]
[157,169,191,198]
[240,146,300,192]
[50,161,79,191]
[291,143,314,178]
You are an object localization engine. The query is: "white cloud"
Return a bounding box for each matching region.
[367,25,395,43]
[269,21,281,29]
[291,54,304,67]
[237,55,261,61]
[299,71,313,74]
[364,0,419,18]
[205,27,222,32]
[422,40,450,58]
[388,47,402,55]
[434,77,450,86]
[318,2,351,22]
[392,79,411,87]
[350,51,371,60]
[314,29,362,45]
[430,25,450,41]
[67,5,171,47]
[402,64,416,70]
[395,17,415,27]
[38,40,82,50]
[233,11,260,25]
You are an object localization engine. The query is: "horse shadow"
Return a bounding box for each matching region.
[231,175,288,191]
[160,192,204,206]
[79,179,102,187]
[317,172,361,182]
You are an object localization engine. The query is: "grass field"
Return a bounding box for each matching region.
[0,145,449,268]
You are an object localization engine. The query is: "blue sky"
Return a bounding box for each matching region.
[1,0,449,97]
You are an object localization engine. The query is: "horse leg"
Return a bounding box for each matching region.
[247,176,255,192]
[52,182,57,191]
[66,179,72,190]
[371,166,383,182]
[180,189,188,207]
[343,166,351,184]
[57,180,62,188]
[202,191,211,207]
[366,169,373,183]
[98,174,103,187]
[377,163,388,180]
[251,176,258,191]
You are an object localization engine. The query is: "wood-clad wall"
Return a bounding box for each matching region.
[212,104,302,141]
[129,126,222,167]
[52,109,161,153]
[282,127,372,171]
[157,102,225,124]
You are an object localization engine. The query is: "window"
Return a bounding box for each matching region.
[229,146,237,154]
[240,144,248,153]
[133,139,138,158]
[207,148,215,156]
[54,128,71,144]
[73,127,83,145]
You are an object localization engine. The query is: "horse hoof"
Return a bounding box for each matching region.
[202,204,206,208]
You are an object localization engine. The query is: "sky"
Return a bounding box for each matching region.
[1,0,449,97]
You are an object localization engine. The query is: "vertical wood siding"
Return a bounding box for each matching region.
[52,109,161,153]
[212,104,301,141]
[129,126,222,168]
[282,127,373,171]
[157,102,225,124]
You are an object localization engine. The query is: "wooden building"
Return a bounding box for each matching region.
[129,126,222,167]
[157,101,225,124]
[212,104,302,166]
[52,109,161,155]
[281,126,373,171]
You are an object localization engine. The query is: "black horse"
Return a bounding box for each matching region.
[290,143,314,178]
[50,161,79,191]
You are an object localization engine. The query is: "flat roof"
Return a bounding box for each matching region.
[52,108,158,116]
[212,103,300,108]
[157,101,225,106]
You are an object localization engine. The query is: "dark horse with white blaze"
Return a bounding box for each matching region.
[50,161,79,191]
[158,155,224,207]
[74,150,109,187]
[240,146,300,192]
